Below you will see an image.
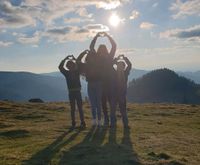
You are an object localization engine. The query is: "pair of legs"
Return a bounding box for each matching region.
[110,92,129,128]
[88,82,102,124]
[69,90,85,127]
[102,84,111,125]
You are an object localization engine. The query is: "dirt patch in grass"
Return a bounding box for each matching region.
[148,152,171,160]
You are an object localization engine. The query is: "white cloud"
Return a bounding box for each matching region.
[22,0,128,9]
[0,1,36,28]
[64,17,94,24]
[12,31,41,44]
[12,32,18,36]
[76,8,92,18]
[0,29,7,33]
[10,23,109,45]
[22,0,42,6]
[160,25,200,42]
[85,24,109,32]
[22,0,130,24]
[45,24,110,42]
[17,31,41,44]
[32,44,39,48]
[0,0,129,29]
[117,48,135,54]
[140,22,156,30]
[152,2,158,8]
[170,0,200,19]
[0,41,13,47]
[0,0,130,45]
[129,10,139,20]
[96,1,121,10]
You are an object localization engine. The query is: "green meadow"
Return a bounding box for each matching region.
[0,101,199,165]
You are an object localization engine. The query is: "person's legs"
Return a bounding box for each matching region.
[69,92,76,127]
[107,87,112,123]
[88,83,97,124]
[110,95,117,127]
[96,82,102,125]
[102,88,109,125]
[75,91,85,127]
[110,84,117,127]
[119,94,129,128]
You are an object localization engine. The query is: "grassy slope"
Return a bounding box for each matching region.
[0,101,200,165]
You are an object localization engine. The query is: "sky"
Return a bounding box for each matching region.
[0,0,200,73]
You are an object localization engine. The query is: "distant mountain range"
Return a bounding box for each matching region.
[0,68,199,102]
[177,71,200,84]
[41,69,149,81]
[41,69,200,84]
[0,72,68,101]
[127,69,200,104]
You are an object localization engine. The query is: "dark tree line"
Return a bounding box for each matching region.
[127,68,200,104]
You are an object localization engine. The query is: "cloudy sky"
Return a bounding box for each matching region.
[0,0,200,73]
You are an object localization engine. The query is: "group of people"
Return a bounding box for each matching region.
[59,32,131,129]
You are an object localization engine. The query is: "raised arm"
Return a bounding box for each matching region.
[77,50,88,63]
[77,50,89,74]
[58,57,68,74]
[90,33,99,53]
[124,57,132,73]
[113,57,118,65]
[105,33,116,58]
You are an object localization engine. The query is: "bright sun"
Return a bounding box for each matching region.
[109,13,120,27]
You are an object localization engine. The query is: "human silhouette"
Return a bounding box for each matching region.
[58,126,141,165]
[77,50,103,126]
[59,55,86,129]
[110,55,132,128]
[90,32,117,126]
[23,129,82,164]
[121,128,141,165]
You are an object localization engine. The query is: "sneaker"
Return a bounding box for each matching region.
[69,125,75,131]
[80,122,86,129]
[124,125,130,130]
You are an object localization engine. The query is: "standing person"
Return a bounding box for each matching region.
[90,32,117,126]
[58,55,86,129]
[77,50,102,126]
[110,55,132,128]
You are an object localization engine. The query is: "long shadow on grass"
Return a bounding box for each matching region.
[0,129,30,138]
[59,127,141,165]
[23,129,82,165]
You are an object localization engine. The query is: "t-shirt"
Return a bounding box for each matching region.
[83,54,103,82]
[61,70,81,91]
[111,68,130,95]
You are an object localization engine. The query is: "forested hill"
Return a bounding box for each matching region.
[127,68,200,104]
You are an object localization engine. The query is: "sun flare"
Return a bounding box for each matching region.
[109,13,120,27]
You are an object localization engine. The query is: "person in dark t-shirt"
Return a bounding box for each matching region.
[59,55,86,129]
[110,55,132,128]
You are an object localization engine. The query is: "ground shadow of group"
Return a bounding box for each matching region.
[24,126,141,165]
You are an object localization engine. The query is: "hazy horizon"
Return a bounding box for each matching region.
[0,0,200,73]
[0,67,200,74]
